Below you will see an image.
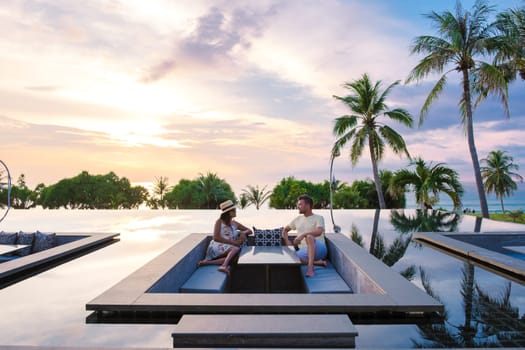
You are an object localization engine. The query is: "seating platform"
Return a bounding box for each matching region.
[301,261,353,293]
[171,314,358,348]
[179,264,228,293]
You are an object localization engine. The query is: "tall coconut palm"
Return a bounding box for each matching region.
[393,157,464,210]
[480,150,523,212]
[332,73,413,209]
[406,0,509,218]
[493,6,525,81]
[241,185,271,210]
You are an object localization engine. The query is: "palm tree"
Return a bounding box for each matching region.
[241,185,271,210]
[493,6,525,81]
[332,73,413,209]
[480,150,523,212]
[392,157,464,210]
[406,0,509,218]
[152,176,170,209]
[196,172,233,209]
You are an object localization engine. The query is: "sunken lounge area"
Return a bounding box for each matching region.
[87,232,443,348]
[0,231,119,288]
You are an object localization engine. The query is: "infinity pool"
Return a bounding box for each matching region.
[0,208,524,348]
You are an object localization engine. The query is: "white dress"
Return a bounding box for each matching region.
[205,222,239,260]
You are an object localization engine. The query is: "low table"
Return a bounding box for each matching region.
[0,244,28,256]
[238,246,301,292]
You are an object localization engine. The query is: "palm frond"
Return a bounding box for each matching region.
[473,62,509,118]
[383,108,414,128]
[419,73,448,125]
[378,125,410,158]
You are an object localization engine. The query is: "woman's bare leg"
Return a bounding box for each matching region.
[197,257,226,267]
[218,246,240,274]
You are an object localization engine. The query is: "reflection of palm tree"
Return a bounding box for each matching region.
[351,209,416,278]
[393,157,463,210]
[413,263,525,347]
[475,282,525,347]
[332,73,413,209]
[390,209,460,233]
[241,185,272,210]
[480,150,523,212]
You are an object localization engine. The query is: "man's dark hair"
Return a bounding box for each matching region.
[297,194,313,208]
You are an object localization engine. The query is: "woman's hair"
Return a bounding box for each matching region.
[220,211,232,225]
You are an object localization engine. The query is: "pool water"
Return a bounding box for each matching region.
[0,208,524,348]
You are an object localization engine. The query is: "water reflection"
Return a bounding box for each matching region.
[415,263,525,348]
[390,209,461,233]
[0,209,524,348]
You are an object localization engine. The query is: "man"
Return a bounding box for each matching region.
[282,194,327,277]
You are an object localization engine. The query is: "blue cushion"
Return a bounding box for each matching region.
[15,231,35,256]
[32,231,57,253]
[0,231,17,245]
[301,262,352,294]
[179,265,228,293]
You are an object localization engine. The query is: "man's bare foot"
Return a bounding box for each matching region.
[305,269,315,277]
[218,265,230,276]
[314,259,327,267]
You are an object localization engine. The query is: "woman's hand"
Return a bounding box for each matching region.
[235,231,247,246]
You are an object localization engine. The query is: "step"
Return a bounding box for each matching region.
[172,314,358,348]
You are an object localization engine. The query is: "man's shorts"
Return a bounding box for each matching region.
[296,238,327,261]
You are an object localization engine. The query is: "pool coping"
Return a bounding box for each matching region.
[0,232,119,284]
[86,233,443,316]
[414,231,525,284]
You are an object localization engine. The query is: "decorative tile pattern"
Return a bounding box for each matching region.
[253,227,283,246]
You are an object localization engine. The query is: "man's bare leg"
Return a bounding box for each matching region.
[305,235,316,277]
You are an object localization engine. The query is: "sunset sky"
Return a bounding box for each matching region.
[1,0,524,195]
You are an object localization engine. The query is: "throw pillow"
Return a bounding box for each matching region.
[253,227,283,246]
[16,231,35,256]
[32,231,57,253]
[0,231,17,245]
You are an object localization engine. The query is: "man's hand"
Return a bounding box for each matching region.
[293,234,304,246]
[284,238,293,246]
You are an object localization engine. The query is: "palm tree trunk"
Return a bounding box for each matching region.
[462,69,490,218]
[369,139,386,209]
[369,209,381,254]
[500,197,505,213]
[462,263,476,347]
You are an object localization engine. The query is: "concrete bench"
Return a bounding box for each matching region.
[172,314,358,348]
[179,265,228,293]
[301,261,353,293]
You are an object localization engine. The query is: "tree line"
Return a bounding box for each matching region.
[1,148,521,212]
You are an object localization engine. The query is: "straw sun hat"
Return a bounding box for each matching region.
[219,200,236,213]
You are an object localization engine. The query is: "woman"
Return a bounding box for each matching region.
[198,199,252,274]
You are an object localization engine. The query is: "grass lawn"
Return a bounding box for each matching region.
[466,211,525,225]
